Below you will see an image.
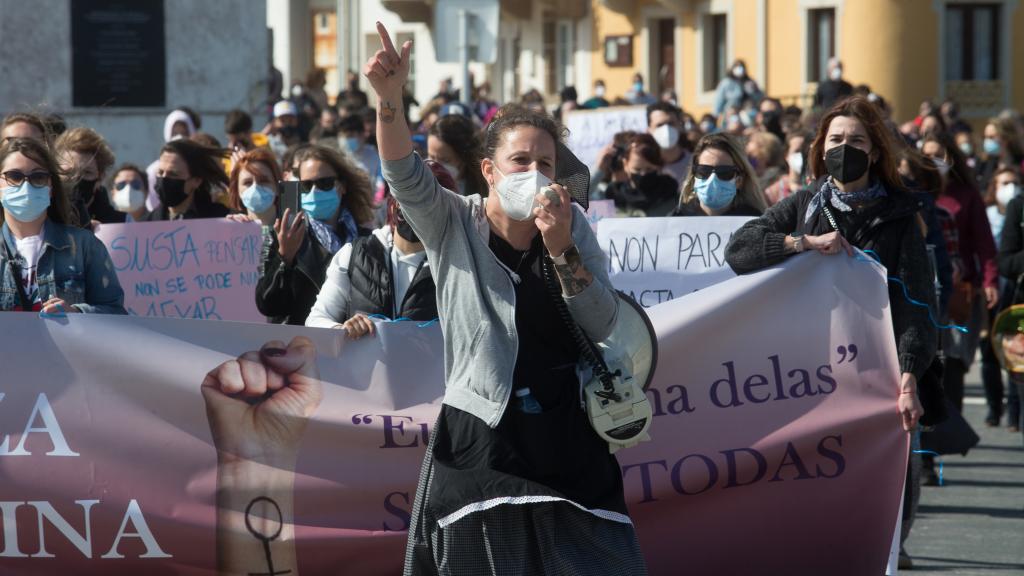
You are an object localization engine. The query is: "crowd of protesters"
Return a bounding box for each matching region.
[3,42,1023,572]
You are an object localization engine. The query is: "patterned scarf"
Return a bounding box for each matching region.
[308,206,359,254]
[804,176,887,223]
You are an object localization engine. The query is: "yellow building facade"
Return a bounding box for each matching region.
[590,0,1023,123]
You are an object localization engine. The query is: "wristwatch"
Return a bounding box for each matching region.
[551,244,579,265]
[791,234,805,253]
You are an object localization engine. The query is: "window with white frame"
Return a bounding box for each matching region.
[945,3,1001,81]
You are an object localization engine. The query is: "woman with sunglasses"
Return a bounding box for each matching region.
[105,164,150,222]
[0,138,126,314]
[255,144,375,325]
[305,160,449,337]
[673,132,767,216]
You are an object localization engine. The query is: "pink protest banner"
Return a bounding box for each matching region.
[94,220,265,322]
[0,252,906,575]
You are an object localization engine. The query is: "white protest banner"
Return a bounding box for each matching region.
[95,220,264,322]
[597,216,754,307]
[565,105,649,169]
[0,252,906,575]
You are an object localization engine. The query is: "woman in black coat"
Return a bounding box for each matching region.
[255,144,375,324]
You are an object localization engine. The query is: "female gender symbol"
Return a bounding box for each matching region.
[244,496,291,576]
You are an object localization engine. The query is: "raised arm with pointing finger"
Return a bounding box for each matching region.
[367,21,645,576]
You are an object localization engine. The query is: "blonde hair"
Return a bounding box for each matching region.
[54,127,116,179]
[680,133,767,212]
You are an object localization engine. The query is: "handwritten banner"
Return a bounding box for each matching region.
[565,105,649,169]
[95,220,265,322]
[0,252,905,575]
[597,216,754,307]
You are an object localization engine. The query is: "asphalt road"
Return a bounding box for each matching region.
[902,366,1024,575]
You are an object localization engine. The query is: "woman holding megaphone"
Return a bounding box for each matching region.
[368,21,647,576]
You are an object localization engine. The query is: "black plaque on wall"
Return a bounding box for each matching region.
[72,0,165,107]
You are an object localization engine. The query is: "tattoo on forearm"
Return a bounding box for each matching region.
[245,496,292,575]
[553,251,593,297]
[379,101,396,124]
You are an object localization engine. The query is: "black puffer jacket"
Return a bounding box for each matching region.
[725,179,937,380]
[256,225,370,325]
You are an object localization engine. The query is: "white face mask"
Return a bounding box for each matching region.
[112,185,145,213]
[652,124,681,150]
[787,152,804,176]
[494,166,551,221]
[733,65,745,77]
[595,85,606,98]
[997,182,1021,207]
[830,67,843,81]
[932,156,950,177]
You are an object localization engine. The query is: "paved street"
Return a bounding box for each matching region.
[904,366,1024,575]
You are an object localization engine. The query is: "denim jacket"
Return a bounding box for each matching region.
[0,221,127,314]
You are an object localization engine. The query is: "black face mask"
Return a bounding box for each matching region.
[630,171,662,191]
[155,176,189,208]
[395,211,419,244]
[279,125,299,140]
[825,144,871,184]
[74,179,97,205]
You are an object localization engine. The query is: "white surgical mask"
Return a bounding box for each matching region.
[494,166,551,221]
[932,157,950,177]
[997,183,1021,207]
[830,67,842,81]
[733,65,745,77]
[595,86,606,98]
[112,184,145,213]
[787,152,804,176]
[652,124,681,150]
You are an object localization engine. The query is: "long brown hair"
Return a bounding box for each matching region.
[292,144,375,225]
[228,148,284,213]
[809,96,905,194]
[680,132,767,212]
[0,138,73,225]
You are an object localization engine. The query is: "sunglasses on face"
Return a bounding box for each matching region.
[114,179,143,191]
[298,176,338,192]
[693,164,739,181]
[1,170,52,188]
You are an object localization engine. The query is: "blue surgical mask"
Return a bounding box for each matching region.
[344,137,361,153]
[694,174,737,210]
[1,181,51,222]
[301,187,341,221]
[241,183,276,214]
[633,82,643,94]
[983,138,1001,156]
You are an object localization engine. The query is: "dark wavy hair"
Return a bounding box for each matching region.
[429,114,488,196]
[809,96,905,194]
[0,137,73,225]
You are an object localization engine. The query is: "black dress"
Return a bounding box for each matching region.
[403,232,646,576]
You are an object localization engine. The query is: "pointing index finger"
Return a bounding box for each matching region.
[376,21,397,56]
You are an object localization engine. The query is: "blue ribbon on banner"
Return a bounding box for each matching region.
[857,249,968,334]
